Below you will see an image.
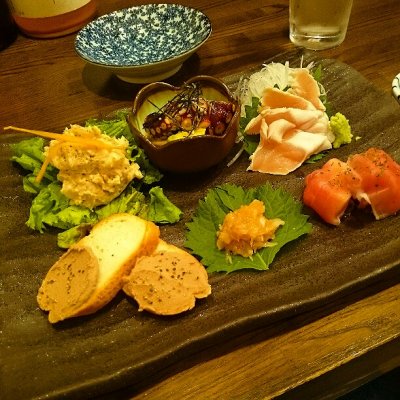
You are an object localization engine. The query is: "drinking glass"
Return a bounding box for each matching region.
[289,0,353,50]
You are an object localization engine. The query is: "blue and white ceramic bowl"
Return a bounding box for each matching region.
[75,4,212,83]
[392,73,400,104]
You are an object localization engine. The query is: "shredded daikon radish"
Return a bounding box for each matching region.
[239,62,291,115]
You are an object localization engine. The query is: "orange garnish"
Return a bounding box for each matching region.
[3,126,122,150]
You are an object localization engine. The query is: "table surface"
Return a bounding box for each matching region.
[1,0,400,399]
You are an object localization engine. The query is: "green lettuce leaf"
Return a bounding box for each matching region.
[26,182,95,232]
[147,186,182,224]
[185,183,312,273]
[95,187,148,220]
[85,110,134,141]
[22,174,47,194]
[27,182,69,232]
[131,146,163,185]
[10,137,45,169]
[57,224,93,249]
[10,137,58,183]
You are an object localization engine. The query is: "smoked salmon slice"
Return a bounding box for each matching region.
[347,148,400,219]
[303,159,361,225]
[303,148,400,224]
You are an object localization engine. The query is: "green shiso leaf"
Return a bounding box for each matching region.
[239,97,260,132]
[305,152,328,164]
[239,96,260,155]
[311,64,323,83]
[311,64,334,117]
[185,183,312,273]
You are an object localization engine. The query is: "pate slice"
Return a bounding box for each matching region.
[37,245,99,324]
[123,240,211,315]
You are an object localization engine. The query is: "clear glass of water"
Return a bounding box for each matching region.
[289,0,353,50]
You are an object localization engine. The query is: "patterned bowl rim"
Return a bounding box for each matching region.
[74,4,212,68]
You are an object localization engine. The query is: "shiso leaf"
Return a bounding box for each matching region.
[239,97,260,155]
[185,183,312,273]
[305,152,328,164]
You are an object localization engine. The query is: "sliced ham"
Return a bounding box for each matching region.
[245,112,265,135]
[245,107,331,136]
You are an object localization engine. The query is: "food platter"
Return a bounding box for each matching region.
[1,51,400,400]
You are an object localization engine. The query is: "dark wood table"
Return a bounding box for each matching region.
[1,1,400,399]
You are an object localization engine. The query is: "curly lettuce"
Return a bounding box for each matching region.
[10,111,182,248]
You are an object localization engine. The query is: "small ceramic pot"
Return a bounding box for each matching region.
[127,75,240,173]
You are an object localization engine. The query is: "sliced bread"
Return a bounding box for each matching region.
[37,213,160,323]
[123,240,211,316]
